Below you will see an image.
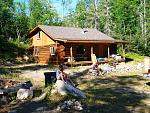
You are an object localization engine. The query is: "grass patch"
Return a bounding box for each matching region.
[75,68,150,113]
[0,67,20,79]
[125,52,144,62]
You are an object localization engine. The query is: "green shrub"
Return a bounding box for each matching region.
[117,46,125,58]
[125,52,144,62]
[0,38,30,62]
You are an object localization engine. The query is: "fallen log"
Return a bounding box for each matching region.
[31,92,47,102]
[0,81,32,94]
[0,86,21,94]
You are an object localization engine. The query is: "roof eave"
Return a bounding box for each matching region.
[65,40,115,43]
[114,40,128,44]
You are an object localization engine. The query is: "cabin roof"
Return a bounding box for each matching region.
[29,25,127,43]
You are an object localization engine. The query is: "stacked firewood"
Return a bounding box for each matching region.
[0,80,18,87]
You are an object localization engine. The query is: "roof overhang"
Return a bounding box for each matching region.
[63,40,115,43]
[114,40,128,44]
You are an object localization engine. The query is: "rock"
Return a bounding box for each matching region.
[73,105,83,111]
[73,101,83,111]
[17,88,33,100]
[56,100,83,111]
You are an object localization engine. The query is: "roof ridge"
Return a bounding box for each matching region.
[38,25,97,30]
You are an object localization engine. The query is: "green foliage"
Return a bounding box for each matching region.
[0,0,150,63]
[117,46,125,57]
[0,37,28,61]
[14,1,29,40]
[9,92,17,101]
[9,39,29,49]
[74,0,87,28]
[0,0,15,39]
[43,84,53,97]
[28,0,59,29]
[63,0,150,56]
[125,52,144,62]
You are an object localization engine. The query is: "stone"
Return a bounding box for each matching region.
[17,88,33,100]
[56,100,83,111]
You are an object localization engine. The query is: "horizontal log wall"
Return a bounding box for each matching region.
[34,46,51,64]
[33,43,118,64]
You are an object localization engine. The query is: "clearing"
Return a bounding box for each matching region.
[0,61,150,113]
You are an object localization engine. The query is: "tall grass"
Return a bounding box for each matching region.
[125,52,144,62]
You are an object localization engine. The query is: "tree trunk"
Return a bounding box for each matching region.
[94,0,99,29]
[143,0,147,48]
[104,0,111,36]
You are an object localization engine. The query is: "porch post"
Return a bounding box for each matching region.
[56,41,58,65]
[70,46,73,66]
[91,46,93,54]
[33,46,35,56]
[108,45,110,58]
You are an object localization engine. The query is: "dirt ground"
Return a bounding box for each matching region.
[0,62,150,113]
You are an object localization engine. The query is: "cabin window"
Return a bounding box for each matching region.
[36,32,40,40]
[34,47,39,56]
[76,45,85,54]
[50,47,55,55]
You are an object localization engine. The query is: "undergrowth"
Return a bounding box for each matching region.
[0,38,29,63]
[125,52,144,62]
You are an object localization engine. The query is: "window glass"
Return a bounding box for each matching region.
[50,47,55,55]
[76,45,85,54]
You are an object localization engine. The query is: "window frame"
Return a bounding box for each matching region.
[36,32,41,40]
[50,46,55,55]
[34,47,39,56]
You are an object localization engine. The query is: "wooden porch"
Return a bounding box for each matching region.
[62,42,125,66]
[64,58,125,66]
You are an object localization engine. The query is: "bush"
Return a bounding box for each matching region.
[125,52,144,62]
[0,38,30,63]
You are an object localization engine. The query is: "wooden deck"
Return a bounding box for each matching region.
[64,61,92,66]
[64,58,125,66]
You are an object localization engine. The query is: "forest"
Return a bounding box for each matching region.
[1,1,150,112]
[0,0,150,56]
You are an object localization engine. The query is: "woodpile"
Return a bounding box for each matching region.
[0,80,18,87]
[0,80,33,104]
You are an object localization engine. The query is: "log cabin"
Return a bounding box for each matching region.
[28,25,127,65]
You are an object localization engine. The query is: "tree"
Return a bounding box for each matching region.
[14,1,29,41]
[0,0,14,39]
[28,0,58,29]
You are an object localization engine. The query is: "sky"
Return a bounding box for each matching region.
[14,0,78,18]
